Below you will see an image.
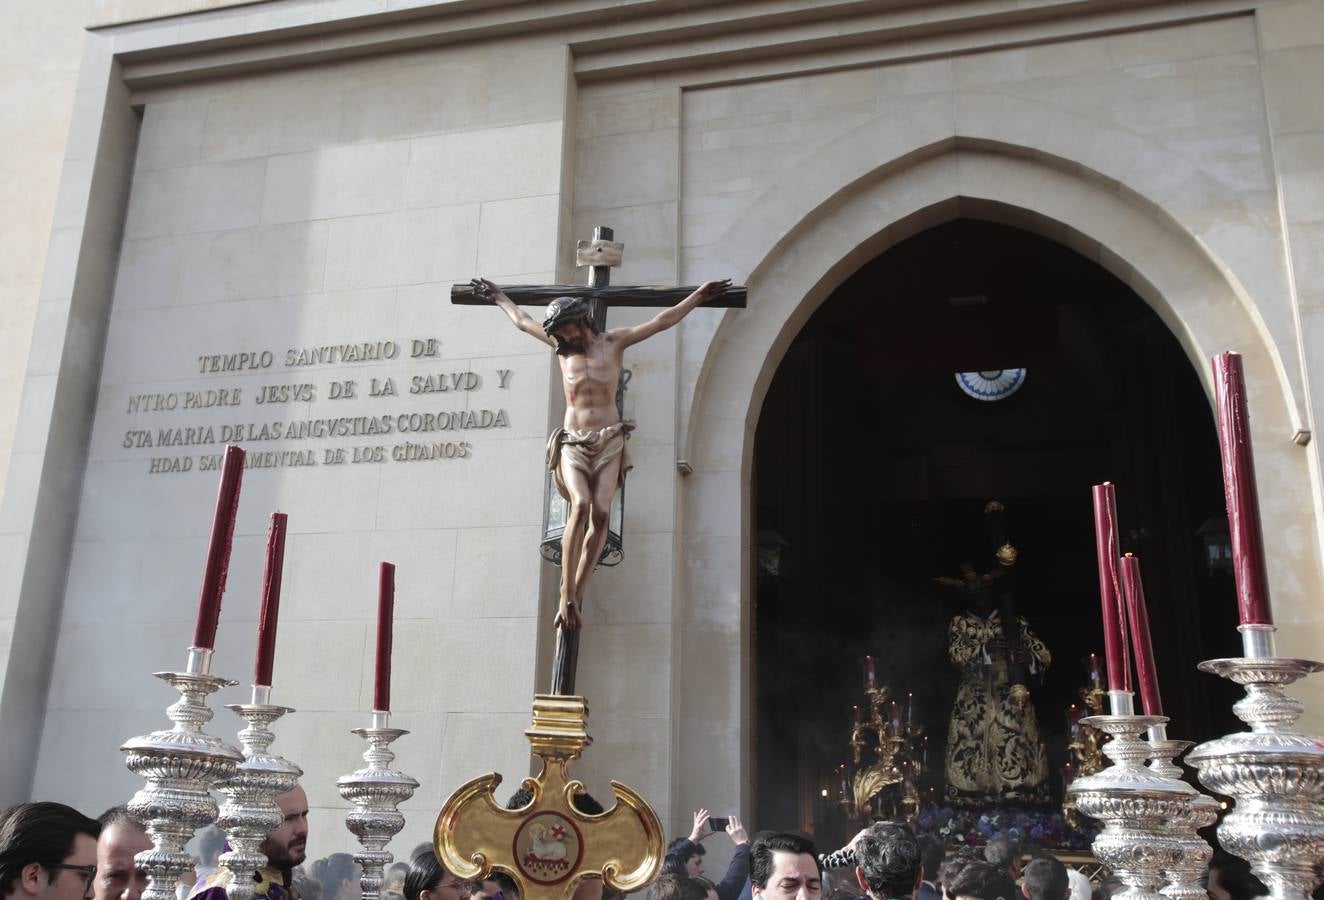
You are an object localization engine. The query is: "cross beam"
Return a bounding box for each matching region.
[450,283,747,308]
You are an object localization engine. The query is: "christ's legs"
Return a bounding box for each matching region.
[573,455,622,610]
[557,460,593,629]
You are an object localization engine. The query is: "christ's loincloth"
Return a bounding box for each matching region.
[545,421,635,501]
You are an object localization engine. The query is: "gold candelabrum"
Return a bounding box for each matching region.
[838,684,924,825]
[1062,681,1108,827]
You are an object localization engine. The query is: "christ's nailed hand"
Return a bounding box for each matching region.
[470,277,497,300]
[700,278,731,301]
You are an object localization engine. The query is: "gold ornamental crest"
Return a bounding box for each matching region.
[434,695,664,900]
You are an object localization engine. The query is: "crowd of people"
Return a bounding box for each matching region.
[0,789,1289,900]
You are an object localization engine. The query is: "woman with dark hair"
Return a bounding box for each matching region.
[403,849,466,900]
[313,854,362,900]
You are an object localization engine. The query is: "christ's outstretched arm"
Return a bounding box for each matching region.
[610,279,730,349]
[472,277,555,347]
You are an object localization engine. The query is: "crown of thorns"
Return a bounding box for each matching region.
[542,296,595,335]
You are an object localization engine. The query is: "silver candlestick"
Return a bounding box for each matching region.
[1163,793,1220,900]
[216,686,304,900]
[1144,725,1216,900]
[1186,626,1324,900]
[337,711,419,900]
[1067,710,1195,900]
[121,648,244,900]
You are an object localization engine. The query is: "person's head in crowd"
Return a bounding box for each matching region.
[382,863,409,900]
[917,838,943,891]
[853,823,921,900]
[1206,851,1268,900]
[1019,858,1067,900]
[663,840,706,880]
[750,833,821,900]
[195,827,225,872]
[505,790,603,900]
[691,876,716,900]
[646,875,706,900]
[403,848,465,900]
[316,854,361,900]
[92,807,150,900]
[0,802,101,900]
[262,787,310,872]
[293,870,323,900]
[945,862,1016,900]
[491,873,519,900]
[937,857,968,900]
[981,841,1018,880]
[465,880,500,900]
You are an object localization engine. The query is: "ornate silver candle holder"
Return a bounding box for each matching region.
[1162,793,1220,900]
[121,648,244,900]
[1186,628,1324,900]
[1144,726,1216,900]
[337,712,419,900]
[1067,712,1195,900]
[216,686,304,900]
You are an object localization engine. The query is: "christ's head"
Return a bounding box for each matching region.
[542,298,598,355]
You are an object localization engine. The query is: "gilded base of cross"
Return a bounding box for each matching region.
[434,695,664,900]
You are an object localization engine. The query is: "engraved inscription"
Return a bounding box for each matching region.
[122,335,517,475]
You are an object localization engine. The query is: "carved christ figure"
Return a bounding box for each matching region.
[472,276,731,630]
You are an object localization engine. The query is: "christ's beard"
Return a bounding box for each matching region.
[557,338,588,356]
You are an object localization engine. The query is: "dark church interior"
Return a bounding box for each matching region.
[752,218,1243,844]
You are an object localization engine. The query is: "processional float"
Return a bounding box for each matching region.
[117,262,1317,900]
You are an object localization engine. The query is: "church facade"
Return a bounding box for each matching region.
[1,0,1322,861]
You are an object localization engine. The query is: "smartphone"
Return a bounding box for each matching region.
[707,816,729,832]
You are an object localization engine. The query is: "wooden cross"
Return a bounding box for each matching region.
[449,225,748,320]
[451,228,747,697]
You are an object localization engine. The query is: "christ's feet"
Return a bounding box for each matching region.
[554,598,583,630]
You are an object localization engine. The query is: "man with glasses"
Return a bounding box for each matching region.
[0,801,101,900]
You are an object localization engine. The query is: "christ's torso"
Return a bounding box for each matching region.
[558,336,622,430]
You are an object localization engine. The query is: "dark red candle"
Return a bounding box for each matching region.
[193,445,245,650]
[1091,482,1131,692]
[1087,652,1103,688]
[1120,554,1163,717]
[1213,352,1273,626]
[852,704,862,724]
[865,655,876,690]
[905,692,914,725]
[253,512,288,687]
[374,562,395,712]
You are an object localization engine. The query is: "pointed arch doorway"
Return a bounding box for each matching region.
[751,218,1240,840]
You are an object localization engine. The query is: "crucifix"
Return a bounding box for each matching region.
[452,226,746,695]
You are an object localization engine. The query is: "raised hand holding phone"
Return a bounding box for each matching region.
[689,808,713,843]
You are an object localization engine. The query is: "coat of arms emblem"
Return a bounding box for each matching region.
[514,811,583,885]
